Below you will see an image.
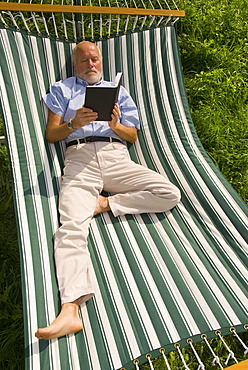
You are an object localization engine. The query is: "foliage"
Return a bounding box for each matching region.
[0,143,24,369]
[0,0,247,369]
[177,0,248,202]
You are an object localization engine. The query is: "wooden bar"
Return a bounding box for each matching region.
[0,3,185,17]
[225,360,248,369]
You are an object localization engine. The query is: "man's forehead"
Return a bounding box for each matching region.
[76,43,100,57]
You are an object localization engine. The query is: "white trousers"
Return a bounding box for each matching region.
[55,141,180,305]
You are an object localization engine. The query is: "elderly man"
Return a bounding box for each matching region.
[35,41,180,340]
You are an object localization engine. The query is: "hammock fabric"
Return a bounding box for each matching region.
[0,24,247,370]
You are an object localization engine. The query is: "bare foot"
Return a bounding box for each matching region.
[35,301,82,340]
[94,195,111,216]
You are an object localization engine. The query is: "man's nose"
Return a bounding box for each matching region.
[88,59,94,67]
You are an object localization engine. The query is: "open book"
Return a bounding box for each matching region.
[84,72,123,121]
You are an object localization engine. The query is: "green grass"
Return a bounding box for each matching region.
[0,0,247,368]
[0,145,24,369]
[177,0,248,202]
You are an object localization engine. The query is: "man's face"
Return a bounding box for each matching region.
[74,42,102,85]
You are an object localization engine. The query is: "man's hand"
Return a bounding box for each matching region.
[46,107,98,143]
[71,106,98,129]
[46,104,137,144]
[108,103,137,144]
[108,103,121,130]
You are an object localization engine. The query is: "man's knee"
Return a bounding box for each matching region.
[171,184,181,207]
[153,182,181,211]
[166,183,181,207]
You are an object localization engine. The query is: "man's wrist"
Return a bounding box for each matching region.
[67,119,76,131]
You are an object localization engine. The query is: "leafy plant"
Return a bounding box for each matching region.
[0,144,24,369]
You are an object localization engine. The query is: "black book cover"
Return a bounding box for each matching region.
[84,72,123,121]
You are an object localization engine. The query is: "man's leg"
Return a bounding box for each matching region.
[101,143,180,216]
[35,186,99,340]
[35,144,103,340]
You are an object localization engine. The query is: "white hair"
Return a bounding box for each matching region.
[72,41,102,64]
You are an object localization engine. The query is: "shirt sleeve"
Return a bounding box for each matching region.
[118,86,140,130]
[43,81,69,118]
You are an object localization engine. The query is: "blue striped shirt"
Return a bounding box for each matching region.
[43,76,140,143]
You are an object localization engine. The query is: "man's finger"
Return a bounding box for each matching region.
[81,106,95,113]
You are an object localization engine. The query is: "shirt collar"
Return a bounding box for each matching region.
[76,77,103,87]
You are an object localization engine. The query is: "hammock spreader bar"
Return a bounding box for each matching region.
[0,3,185,17]
[0,1,185,40]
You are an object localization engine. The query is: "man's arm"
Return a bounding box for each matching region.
[108,104,138,144]
[46,104,137,144]
[46,107,98,143]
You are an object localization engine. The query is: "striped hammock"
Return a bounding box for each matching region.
[0,22,247,369]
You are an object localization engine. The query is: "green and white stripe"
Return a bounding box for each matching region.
[0,24,247,370]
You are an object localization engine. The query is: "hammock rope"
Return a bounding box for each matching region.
[231,329,248,355]
[160,348,172,370]
[0,0,185,40]
[174,343,191,370]
[187,339,205,370]
[201,334,224,369]
[146,354,155,370]
[216,331,239,366]
[133,359,140,370]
